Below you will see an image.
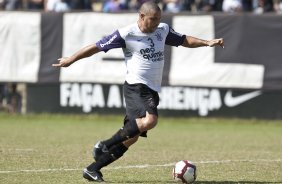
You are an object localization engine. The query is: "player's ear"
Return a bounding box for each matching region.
[139,12,145,20]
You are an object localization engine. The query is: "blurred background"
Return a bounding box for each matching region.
[0,0,281,14]
[1,0,282,119]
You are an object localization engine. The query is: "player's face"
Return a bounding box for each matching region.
[141,11,161,33]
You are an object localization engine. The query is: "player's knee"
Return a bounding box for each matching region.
[145,114,158,127]
[141,113,158,131]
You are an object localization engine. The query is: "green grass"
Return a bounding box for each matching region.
[0,113,282,184]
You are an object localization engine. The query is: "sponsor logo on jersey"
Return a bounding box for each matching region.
[139,38,164,62]
[100,34,117,48]
[140,47,164,61]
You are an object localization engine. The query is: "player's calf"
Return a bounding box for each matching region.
[93,141,109,161]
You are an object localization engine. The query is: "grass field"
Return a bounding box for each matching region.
[0,113,282,184]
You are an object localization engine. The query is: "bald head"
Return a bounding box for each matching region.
[139,1,161,15]
[138,1,161,33]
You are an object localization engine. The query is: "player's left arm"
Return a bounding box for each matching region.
[165,26,224,48]
[182,36,224,48]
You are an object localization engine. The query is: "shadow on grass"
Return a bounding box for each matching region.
[195,181,282,184]
[106,181,282,184]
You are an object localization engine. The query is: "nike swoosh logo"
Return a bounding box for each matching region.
[224,90,261,107]
[84,169,98,180]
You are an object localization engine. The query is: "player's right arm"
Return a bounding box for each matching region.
[52,44,101,68]
[52,30,125,68]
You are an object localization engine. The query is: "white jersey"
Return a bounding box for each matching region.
[96,22,185,92]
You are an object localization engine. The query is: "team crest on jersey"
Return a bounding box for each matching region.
[155,32,163,41]
[157,27,164,31]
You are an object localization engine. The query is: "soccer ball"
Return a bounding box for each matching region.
[172,160,197,184]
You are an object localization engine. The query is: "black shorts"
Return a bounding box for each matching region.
[123,81,159,137]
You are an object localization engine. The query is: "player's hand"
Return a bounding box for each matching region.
[207,38,224,48]
[52,57,73,67]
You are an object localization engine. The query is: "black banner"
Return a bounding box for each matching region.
[38,12,63,83]
[27,83,282,119]
[214,14,282,90]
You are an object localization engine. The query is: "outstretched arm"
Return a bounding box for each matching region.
[182,36,224,48]
[52,44,101,67]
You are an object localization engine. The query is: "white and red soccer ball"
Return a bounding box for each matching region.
[173,160,197,184]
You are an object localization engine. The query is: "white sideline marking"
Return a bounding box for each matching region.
[1,148,35,152]
[0,159,281,174]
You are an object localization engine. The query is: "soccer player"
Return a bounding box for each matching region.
[53,1,224,182]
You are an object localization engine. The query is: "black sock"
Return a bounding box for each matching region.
[103,119,140,148]
[87,153,112,171]
[87,143,128,171]
[86,162,99,171]
[109,143,128,160]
